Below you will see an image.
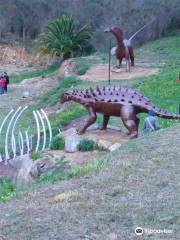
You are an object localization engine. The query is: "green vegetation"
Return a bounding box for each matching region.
[79,139,96,151]
[74,56,102,75]
[11,64,59,83]
[51,136,65,150]
[52,102,86,127]
[0,178,15,202]
[36,16,92,60]
[37,76,81,107]
[136,36,180,129]
[39,156,109,184]
[30,152,43,161]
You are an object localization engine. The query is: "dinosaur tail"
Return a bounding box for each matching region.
[156,109,180,120]
[128,18,155,42]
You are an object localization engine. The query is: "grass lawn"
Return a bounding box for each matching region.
[10,64,59,84]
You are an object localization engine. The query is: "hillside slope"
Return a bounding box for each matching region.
[0,125,179,240]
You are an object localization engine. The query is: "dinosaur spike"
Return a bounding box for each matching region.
[96,86,101,95]
[90,87,96,97]
[90,87,94,93]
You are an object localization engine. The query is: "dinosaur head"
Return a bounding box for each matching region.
[105,26,123,34]
[60,92,72,103]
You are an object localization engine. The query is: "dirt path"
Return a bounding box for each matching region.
[79,62,159,81]
[0,73,58,120]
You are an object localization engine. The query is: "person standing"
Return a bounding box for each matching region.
[3,72,9,93]
[0,75,6,94]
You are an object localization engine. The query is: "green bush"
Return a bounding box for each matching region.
[0,178,15,202]
[30,152,43,161]
[79,139,96,151]
[52,126,60,136]
[51,136,65,150]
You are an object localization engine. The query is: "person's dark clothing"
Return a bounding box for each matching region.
[4,74,9,93]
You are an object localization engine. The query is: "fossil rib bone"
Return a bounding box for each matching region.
[5,107,22,163]
[0,109,14,161]
[11,106,28,158]
[36,110,46,151]
[33,110,40,153]
[40,109,52,148]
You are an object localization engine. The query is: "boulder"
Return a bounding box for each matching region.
[65,134,80,153]
[109,143,122,152]
[97,139,112,149]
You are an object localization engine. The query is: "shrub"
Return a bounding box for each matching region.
[79,139,96,151]
[36,15,92,60]
[30,152,43,161]
[0,178,15,202]
[51,136,65,150]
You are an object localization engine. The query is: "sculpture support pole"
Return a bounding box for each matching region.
[108,39,111,85]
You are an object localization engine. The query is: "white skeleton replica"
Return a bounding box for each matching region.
[0,107,52,164]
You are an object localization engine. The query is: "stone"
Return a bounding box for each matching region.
[109,143,122,152]
[10,154,34,187]
[22,91,30,98]
[65,134,80,153]
[58,59,77,78]
[97,139,112,149]
[87,123,99,131]
[30,154,57,177]
[61,127,77,138]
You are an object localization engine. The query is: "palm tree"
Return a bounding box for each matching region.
[36,16,92,60]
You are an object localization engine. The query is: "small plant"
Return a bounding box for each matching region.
[51,136,65,150]
[0,178,15,202]
[30,152,43,161]
[79,139,95,151]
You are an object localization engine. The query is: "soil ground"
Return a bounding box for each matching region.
[79,62,159,82]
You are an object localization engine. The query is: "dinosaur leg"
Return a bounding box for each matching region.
[126,58,130,72]
[116,58,122,69]
[100,115,110,130]
[129,46,134,66]
[77,107,97,134]
[125,50,130,72]
[121,106,138,138]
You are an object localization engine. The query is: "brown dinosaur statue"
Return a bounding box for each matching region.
[104,20,155,71]
[61,86,180,139]
[105,26,134,72]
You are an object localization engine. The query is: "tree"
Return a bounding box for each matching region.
[36,15,92,60]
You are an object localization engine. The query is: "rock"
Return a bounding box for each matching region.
[97,139,112,149]
[58,59,77,78]
[9,154,34,187]
[109,143,122,152]
[65,134,80,153]
[22,91,30,98]
[30,154,57,177]
[87,123,99,131]
[61,127,77,138]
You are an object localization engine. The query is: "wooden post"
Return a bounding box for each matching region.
[108,39,111,85]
